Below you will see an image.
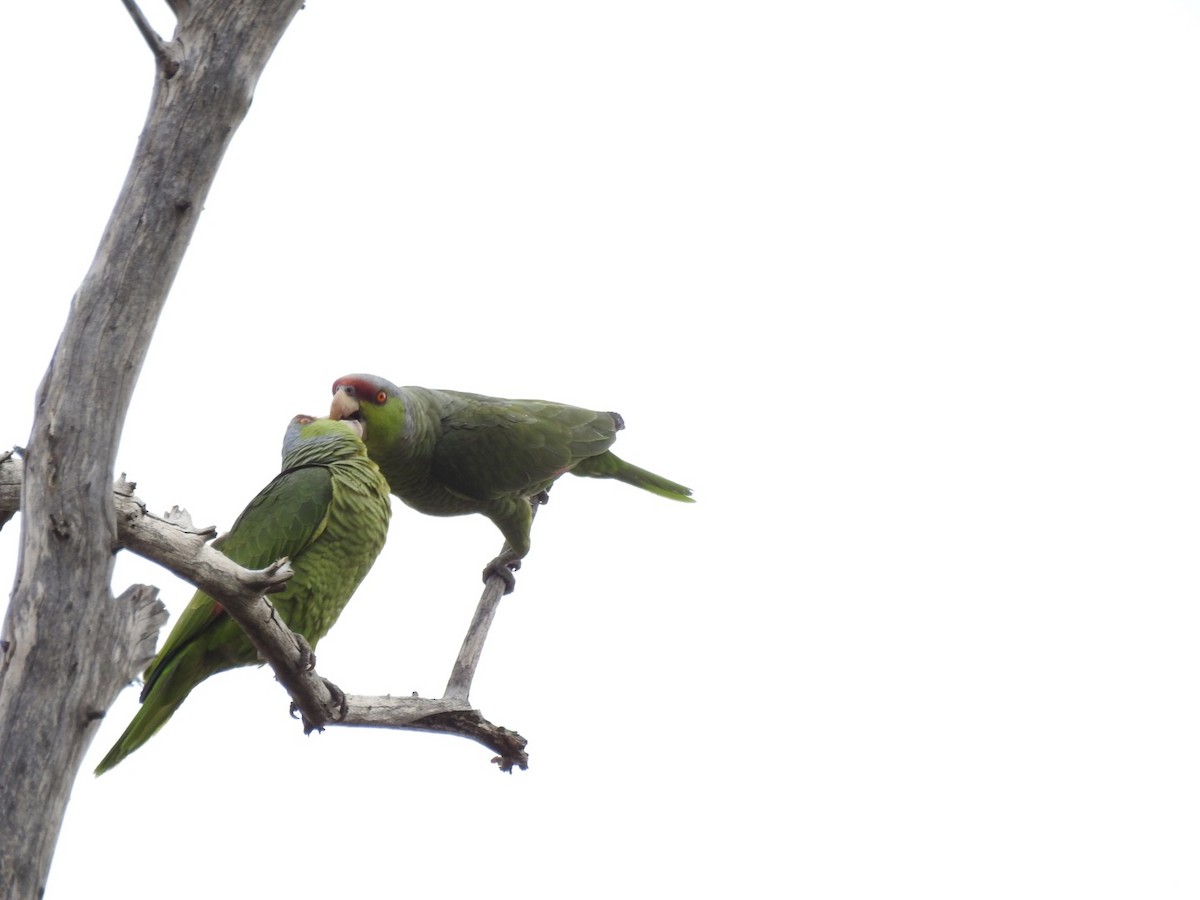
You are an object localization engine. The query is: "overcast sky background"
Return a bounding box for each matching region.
[4,1,1200,897]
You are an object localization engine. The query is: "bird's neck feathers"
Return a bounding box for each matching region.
[283,434,359,469]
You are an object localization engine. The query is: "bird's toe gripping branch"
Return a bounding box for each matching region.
[483,555,521,595]
[291,632,317,672]
[480,489,546,594]
[290,678,347,734]
[322,678,349,720]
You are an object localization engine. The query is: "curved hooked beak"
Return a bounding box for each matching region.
[340,417,365,439]
[330,386,361,423]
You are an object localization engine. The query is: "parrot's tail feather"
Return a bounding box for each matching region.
[571,451,694,502]
[94,659,205,775]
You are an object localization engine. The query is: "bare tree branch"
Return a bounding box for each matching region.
[445,576,508,702]
[445,500,541,702]
[120,0,182,77]
[0,448,18,534]
[164,0,192,22]
[114,585,171,683]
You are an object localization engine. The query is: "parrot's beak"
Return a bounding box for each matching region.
[340,418,365,439]
[330,387,360,423]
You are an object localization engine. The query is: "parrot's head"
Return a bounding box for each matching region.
[282,414,366,469]
[330,374,405,450]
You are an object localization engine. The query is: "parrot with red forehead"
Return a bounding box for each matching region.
[329,373,693,593]
[95,415,391,774]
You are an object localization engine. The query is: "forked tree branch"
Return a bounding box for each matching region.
[120,0,182,77]
[0,453,528,771]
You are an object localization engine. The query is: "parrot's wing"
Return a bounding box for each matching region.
[216,464,334,570]
[143,464,334,684]
[429,395,619,499]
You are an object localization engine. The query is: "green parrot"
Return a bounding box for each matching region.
[95,415,391,774]
[328,373,693,593]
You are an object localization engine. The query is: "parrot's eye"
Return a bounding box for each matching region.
[376,390,387,404]
[297,415,313,424]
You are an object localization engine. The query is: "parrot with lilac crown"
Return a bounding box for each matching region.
[95,415,391,774]
[329,373,693,593]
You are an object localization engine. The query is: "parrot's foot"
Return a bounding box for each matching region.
[293,633,317,672]
[483,556,521,595]
[288,700,319,732]
[322,677,349,721]
[296,707,324,735]
[290,679,347,733]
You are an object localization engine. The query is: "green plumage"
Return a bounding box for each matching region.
[329,373,692,591]
[95,415,391,774]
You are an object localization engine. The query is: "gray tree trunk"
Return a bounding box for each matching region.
[0,4,303,896]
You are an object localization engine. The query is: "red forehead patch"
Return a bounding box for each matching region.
[332,374,377,397]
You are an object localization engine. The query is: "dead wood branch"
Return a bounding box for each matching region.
[120,0,182,76]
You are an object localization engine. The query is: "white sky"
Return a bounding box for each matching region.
[3,1,1200,897]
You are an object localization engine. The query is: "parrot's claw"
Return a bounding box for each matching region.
[483,556,521,595]
[290,679,347,732]
[323,677,349,720]
[293,633,317,672]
